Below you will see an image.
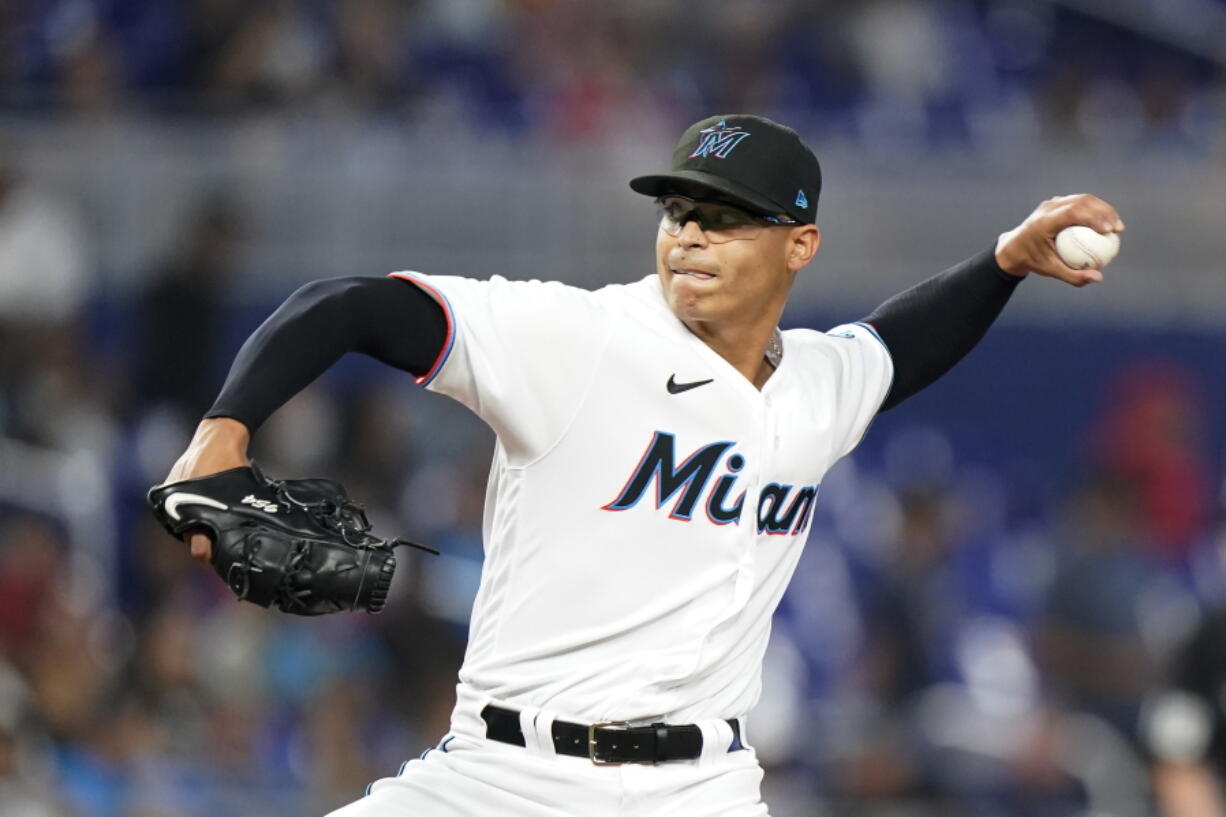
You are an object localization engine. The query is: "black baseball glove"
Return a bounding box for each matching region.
[148,463,435,615]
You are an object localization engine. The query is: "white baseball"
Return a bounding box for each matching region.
[1055,225,1120,270]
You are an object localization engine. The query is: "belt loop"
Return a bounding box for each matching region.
[697,719,733,767]
[732,716,747,750]
[535,710,558,758]
[655,724,670,762]
[518,706,546,757]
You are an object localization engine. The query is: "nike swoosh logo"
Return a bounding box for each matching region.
[164,492,229,521]
[667,374,714,394]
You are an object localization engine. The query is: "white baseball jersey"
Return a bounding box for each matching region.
[390,271,892,726]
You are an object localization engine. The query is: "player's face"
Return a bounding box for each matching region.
[655,198,819,330]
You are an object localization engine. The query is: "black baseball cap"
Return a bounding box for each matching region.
[629,114,821,224]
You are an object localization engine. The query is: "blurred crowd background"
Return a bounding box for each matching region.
[2,0,1226,815]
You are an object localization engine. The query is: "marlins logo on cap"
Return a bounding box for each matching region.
[688,121,751,159]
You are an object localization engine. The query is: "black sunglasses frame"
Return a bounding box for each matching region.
[655,195,800,237]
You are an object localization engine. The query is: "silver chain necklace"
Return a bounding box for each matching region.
[765,328,783,368]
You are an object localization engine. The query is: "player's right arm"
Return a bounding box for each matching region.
[162,276,447,562]
[863,194,1123,410]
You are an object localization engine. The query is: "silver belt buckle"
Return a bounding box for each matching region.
[588,721,632,766]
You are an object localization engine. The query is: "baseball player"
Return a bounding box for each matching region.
[159,115,1124,816]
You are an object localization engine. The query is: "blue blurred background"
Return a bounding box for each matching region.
[1,1,1225,815]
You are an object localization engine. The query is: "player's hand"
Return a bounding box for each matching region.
[994,194,1125,286]
[161,417,252,564]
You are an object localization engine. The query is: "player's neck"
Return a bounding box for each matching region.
[683,319,779,390]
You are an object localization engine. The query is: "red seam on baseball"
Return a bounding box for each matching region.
[1070,234,1102,269]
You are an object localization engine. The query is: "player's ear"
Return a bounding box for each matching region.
[787,225,820,271]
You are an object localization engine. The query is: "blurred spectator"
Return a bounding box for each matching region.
[1037,472,1161,745]
[331,381,416,508]
[1144,605,1226,817]
[3,319,117,455]
[1093,361,1212,566]
[251,385,342,478]
[0,149,90,327]
[0,658,70,817]
[0,512,64,665]
[848,0,951,146]
[327,0,416,115]
[862,485,962,703]
[835,483,961,807]
[121,516,219,620]
[131,191,242,423]
[1143,513,1226,817]
[56,24,124,115]
[0,143,111,453]
[186,0,326,112]
[126,603,213,761]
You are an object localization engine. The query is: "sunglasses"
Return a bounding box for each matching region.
[656,195,799,243]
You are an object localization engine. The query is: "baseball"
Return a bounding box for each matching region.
[1055,225,1120,270]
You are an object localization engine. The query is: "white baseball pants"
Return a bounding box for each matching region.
[325,689,770,817]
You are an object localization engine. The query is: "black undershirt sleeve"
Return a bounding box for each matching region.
[206,249,1014,430]
[205,276,447,432]
[863,246,1023,412]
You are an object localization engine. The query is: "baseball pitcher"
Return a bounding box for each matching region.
[151,115,1124,816]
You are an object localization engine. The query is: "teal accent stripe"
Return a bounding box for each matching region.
[852,321,895,417]
[853,321,889,352]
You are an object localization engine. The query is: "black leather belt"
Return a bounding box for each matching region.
[480,704,742,765]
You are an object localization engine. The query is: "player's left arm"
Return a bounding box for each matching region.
[864,194,1124,411]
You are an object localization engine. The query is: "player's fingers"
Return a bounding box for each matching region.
[1072,205,1121,235]
[1055,195,1124,233]
[1086,197,1125,232]
[1033,235,1103,286]
[1052,260,1104,285]
[187,530,214,564]
[1040,263,1098,287]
